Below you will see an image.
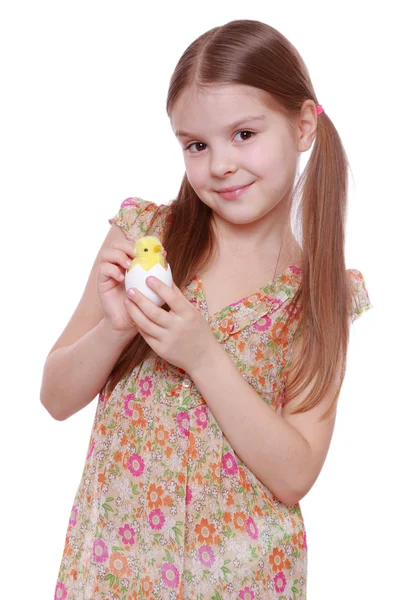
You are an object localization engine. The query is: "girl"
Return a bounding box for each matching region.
[44,19,372,600]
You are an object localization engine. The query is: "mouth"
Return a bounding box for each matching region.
[217,182,254,200]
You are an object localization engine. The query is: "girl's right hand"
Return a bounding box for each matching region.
[97,240,168,333]
[97,239,138,333]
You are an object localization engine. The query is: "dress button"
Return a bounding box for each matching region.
[182,378,191,388]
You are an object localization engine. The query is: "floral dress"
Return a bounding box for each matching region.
[54,197,373,600]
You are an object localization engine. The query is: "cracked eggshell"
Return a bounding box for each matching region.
[125,262,173,306]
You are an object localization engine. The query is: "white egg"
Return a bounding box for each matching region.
[125,262,173,306]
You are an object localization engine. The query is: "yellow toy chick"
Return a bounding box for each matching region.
[128,236,167,272]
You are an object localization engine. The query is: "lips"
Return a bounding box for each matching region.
[217,182,254,200]
[218,183,252,193]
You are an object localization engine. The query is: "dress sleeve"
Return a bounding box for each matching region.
[347,269,373,323]
[108,196,160,241]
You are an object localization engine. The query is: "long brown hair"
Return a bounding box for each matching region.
[106,19,354,421]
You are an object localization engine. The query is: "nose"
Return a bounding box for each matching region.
[209,146,237,178]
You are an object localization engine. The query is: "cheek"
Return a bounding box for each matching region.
[184,160,207,189]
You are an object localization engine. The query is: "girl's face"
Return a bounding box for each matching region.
[170,84,312,238]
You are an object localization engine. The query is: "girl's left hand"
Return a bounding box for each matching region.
[124,276,217,374]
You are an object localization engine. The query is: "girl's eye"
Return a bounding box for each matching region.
[185,130,255,153]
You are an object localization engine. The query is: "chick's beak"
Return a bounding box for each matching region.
[154,244,162,252]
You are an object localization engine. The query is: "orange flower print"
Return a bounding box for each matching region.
[217,318,232,335]
[155,423,168,445]
[195,517,216,544]
[268,547,290,573]
[294,529,307,549]
[147,483,164,509]
[233,511,247,532]
[109,551,133,577]
[271,319,289,345]
[141,575,153,596]
[210,461,221,480]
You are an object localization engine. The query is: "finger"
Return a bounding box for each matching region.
[125,296,164,339]
[98,262,125,285]
[127,288,170,328]
[146,276,184,314]
[100,247,133,271]
[110,239,136,260]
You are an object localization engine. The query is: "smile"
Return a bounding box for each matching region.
[217,182,254,201]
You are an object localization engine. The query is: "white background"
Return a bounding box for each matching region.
[1,1,397,598]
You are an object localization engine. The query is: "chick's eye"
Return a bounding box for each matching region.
[144,248,148,252]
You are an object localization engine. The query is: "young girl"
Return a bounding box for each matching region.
[44,19,372,600]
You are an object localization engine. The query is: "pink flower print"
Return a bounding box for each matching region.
[194,406,208,429]
[274,571,287,593]
[86,439,95,460]
[54,581,67,600]
[161,562,180,589]
[149,508,166,531]
[222,451,239,476]
[177,411,190,437]
[238,587,255,600]
[230,297,245,307]
[289,264,302,276]
[127,452,145,477]
[139,375,153,397]
[185,485,192,505]
[92,538,109,563]
[304,530,308,550]
[118,523,136,545]
[120,197,138,208]
[246,516,259,540]
[253,314,272,332]
[198,544,216,568]
[123,393,136,416]
[69,504,78,527]
[99,391,105,403]
[266,296,284,310]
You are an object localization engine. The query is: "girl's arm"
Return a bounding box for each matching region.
[41,222,138,421]
[189,339,339,506]
[40,319,135,421]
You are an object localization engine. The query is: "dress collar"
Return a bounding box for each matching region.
[184,264,302,342]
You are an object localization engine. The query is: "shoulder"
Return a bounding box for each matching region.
[108,196,172,241]
[346,268,373,322]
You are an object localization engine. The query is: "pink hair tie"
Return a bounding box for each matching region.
[316,104,324,115]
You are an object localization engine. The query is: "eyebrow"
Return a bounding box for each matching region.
[174,115,266,138]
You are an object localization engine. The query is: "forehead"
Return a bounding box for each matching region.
[170,84,278,136]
